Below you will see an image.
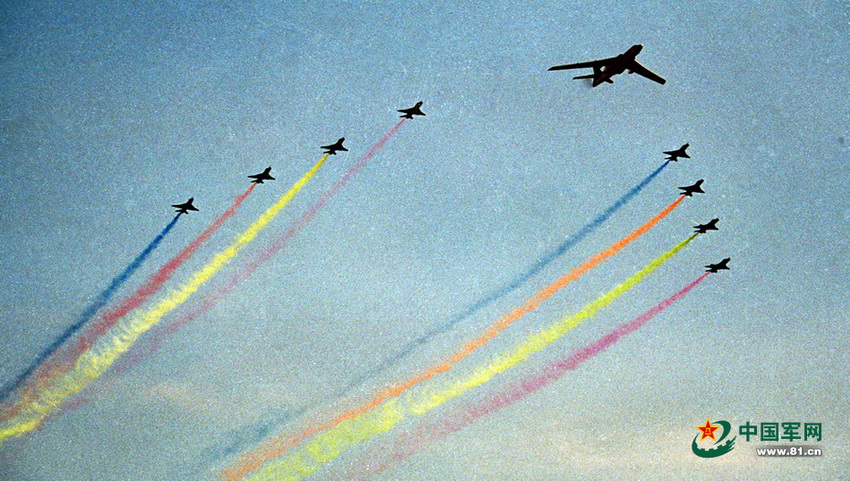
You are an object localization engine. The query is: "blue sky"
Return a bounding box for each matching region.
[1,1,848,479]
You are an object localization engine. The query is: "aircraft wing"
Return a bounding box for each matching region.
[627,60,666,84]
[548,56,614,71]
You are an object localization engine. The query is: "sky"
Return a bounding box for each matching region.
[0,1,848,479]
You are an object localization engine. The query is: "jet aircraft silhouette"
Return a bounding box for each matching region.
[678,179,705,197]
[548,45,666,87]
[664,143,690,161]
[321,138,348,155]
[694,218,719,234]
[705,258,730,273]
[398,101,425,119]
[248,167,275,184]
[172,198,199,214]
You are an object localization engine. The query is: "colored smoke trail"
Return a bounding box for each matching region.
[39,185,254,384]
[94,185,257,336]
[2,184,258,418]
[0,155,328,443]
[222,193,685,480]
[340,161,671,394]
[131,119,405,471]
[67,184,257,377]
[227,232,697,480]
[0,213,182,404]
[115,119,406,374]
[181,407,308,480]
[364,272,712,478]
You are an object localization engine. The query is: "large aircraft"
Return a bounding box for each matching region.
[172,198,198,214]
[705,258,731,273]
[664,143,690,161]
[321,138,348,155]
[548,44,666,87]
[248,167,275,184]
[694,218,719,234]
[398,101,425,119]
[678,179,705,197]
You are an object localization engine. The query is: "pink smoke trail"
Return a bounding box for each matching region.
[361,272,711,478]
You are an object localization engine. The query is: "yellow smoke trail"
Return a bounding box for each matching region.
[0,155,329,443]
[246,233,697,480]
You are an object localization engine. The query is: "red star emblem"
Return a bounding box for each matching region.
[696,419,720,441]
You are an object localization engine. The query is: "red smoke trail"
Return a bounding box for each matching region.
[16,185,256,397]
[120,119,407,370]
[361,272,711,478]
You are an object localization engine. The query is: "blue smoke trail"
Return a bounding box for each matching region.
[182,407,305,479]
[338,160,671,393]
[0,213,182,402]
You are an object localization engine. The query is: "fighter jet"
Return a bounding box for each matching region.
[548,44,666,87]
[694,218,719,234]
[248,167,275,184]
[320,138,348,155]
[398,101,425,119]
[664,144,690,161]
[678,179,705,197]
[705,258,730,273]
[172,198,199,214]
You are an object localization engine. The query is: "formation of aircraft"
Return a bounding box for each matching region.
[705,258,731,273]
[398,101,425,119]
[664,144,690,161]
[167,91,729,275]
[248,167,275,184]
[678,180,705,197]
[171,198,198,214]
[321,138,348,155]
[694,218,719,234]
[548,44,666,87]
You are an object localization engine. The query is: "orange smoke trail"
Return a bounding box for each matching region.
[222,194,686,480]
